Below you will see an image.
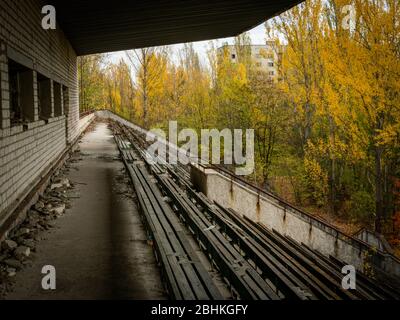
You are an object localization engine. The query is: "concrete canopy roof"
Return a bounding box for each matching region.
[50,0,302,55]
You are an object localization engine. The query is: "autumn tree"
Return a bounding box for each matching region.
[125,48,170,128]
[250,72,289,186]
[269,0,400,230]
[78,54,109,112]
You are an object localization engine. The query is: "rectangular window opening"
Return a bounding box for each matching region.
[53,81,62,117]
[62,85,69,116]
[37,72,52,120]
[8,59,34,127]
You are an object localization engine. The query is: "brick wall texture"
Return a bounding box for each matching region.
[0,0,82,220]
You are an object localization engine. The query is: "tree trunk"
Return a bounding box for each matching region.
[375,144,383,233]
[329,157,336,215]
[374,112,385,233]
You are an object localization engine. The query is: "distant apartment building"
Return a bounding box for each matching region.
[218,41,285,83]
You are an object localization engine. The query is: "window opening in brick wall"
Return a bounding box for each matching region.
[53,81,62,116]
[8,59,35,126]
[62,85,69,116]
[37,72,52,120]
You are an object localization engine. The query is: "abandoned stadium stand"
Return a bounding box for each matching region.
[1,0,400,284]
[0,0,301,239]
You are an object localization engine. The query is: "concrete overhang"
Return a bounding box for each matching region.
[49,0,303,55]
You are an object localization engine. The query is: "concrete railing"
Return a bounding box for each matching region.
[190,164,400,278]
[78,112,95,134]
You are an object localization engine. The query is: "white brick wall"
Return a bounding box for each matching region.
[0,0,80,218]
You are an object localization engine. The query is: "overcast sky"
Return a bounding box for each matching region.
[107,22,266,67]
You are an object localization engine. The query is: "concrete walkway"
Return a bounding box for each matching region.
[6,122,166,300]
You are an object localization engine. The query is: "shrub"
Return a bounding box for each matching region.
[348,190,375,223]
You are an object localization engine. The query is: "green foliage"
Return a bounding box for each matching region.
[347,191,375,223]
[303,157,329,207]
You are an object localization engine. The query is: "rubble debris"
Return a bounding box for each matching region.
[34,201,45,210]
[0,149,81,297]
[14,246,30,260]
[4,259,23,269]
[6,268,16,277]
[61,178,71,188]
[2,240,18,251]
[21,239,35,250]
[52,204,66,215]
[46,221,56,229]
[50,177,71,190]
[50,183,63,190]
[14,228,30,238]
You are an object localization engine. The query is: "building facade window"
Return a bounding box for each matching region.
[8,59,35,126]
[62,85,69,116]
[37,72,52,120]
[53,81,62,116]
